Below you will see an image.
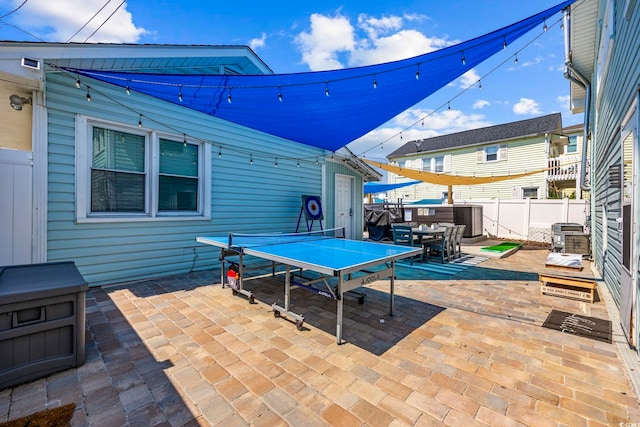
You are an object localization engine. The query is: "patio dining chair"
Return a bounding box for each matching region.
[392,224,423,263]
[425,226,455,263]
[451,224,466,259]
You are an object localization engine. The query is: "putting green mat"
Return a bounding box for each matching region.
[480,242,522,253]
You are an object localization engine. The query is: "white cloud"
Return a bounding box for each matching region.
[294,13,356,70]
[6,0,146,43]
[295,11,453,70]
[473,99,490,109]
[557,95,570,111]
[348,107,492,157]
[513,98,541,115]
[458,69,481,89]
[249,33,267,51]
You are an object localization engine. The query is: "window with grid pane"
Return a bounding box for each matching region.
[91,127,146,212]
[159,139,199,211]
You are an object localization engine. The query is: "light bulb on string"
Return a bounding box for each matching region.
[478,79,482,90]
[543,19,548,32]
[250,154,253,165]
[373,76,377,89]
[514,54,519,65]
[297,160,300,167]
[75,76,81,88]
[138,115,142,128]
[315,157,319,165]
[178,85,183,102]
[126,82,131,95]
[218,147,222,158]
[227,88,232,103]
[274,158,278,168]
[461,52,466,65]
[86,87,91,102]
[415,65,420,80]
[325,81,330,97]
[183,134,187,147]
[278,87,283,102]
[503,37,507,49]
[447,102,451,110]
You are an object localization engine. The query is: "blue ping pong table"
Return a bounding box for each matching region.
[196,230,421,344]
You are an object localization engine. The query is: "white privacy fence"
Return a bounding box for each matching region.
[453,198,589,244]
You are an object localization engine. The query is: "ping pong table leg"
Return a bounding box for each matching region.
[284,265,291,312]
[389,260,395,317]
[336,276,344,345]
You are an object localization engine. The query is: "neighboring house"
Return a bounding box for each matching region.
[386,113,583,202]
[565,1,640,350]
[0,42,379,286]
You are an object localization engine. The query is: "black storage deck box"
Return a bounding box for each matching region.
[0,261,88,390]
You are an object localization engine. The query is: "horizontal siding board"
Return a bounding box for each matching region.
[44,72,334,285]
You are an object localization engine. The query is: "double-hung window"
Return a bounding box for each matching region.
[477,144,506,163]
[422,155,446,173]
[76,116,211,222]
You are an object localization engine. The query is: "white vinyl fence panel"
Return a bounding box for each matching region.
[453,198,589,243]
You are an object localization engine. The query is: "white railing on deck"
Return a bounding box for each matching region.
[547,155,581,181]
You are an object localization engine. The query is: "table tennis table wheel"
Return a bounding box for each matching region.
[358,295,365,305]
[249,296,255,304]
[273,309,281,318]
[295,320,304,331]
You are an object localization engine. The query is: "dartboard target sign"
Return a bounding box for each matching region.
[302,195,323,220]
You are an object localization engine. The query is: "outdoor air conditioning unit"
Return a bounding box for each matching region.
[551,223,590,255]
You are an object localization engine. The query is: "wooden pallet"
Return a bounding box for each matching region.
[539,273,597,303]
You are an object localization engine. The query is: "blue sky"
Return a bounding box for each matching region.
[0,0,582,161]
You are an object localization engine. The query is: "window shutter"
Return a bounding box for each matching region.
[443,155,451,172]
[499,144,508,161]
[477,148,484,163]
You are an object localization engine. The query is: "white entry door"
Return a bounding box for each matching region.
[335,174,353,239]
[0,148,33,265]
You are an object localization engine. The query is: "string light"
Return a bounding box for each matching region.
[543,19,548,32]
[183,134,187,147]
[373,75,377,89]
[278,87,283,102]
[447,102,451,110]
[138,114,142,128]
[503,37,507,49]
[75,76,81,88]
[227,87,232,103]
[218,147,222,158]
[415,65,420,80]
[274,157,278,167]
[86,87,91,102]
[315,157,319,165]
[126,81,131,95]
[325,81,329,97]
[461,51,466,65]
[250,154,253,165]
[514,54,519,65]
[178,85,183,102]
[297,160,300,167]
[478,79,482,90]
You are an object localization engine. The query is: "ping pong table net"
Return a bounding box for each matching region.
[228,227,345,248]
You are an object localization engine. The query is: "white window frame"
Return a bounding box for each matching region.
[477,145,507,163]
[75,115,211,222]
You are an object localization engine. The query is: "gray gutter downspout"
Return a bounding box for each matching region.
[562,7,591,192]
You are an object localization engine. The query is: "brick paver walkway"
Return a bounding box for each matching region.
[2,244,639,426]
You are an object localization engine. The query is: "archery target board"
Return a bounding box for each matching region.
[302,195,323,220]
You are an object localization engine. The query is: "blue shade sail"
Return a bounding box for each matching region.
[65,1,573,153]
[364,181,421,194]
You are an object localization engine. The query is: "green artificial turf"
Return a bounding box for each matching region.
[480,242,522,253]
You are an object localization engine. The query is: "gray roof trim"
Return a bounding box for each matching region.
[387,113,562,159]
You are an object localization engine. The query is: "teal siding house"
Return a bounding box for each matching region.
[0,43,379,285]
[566,1,640,351]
